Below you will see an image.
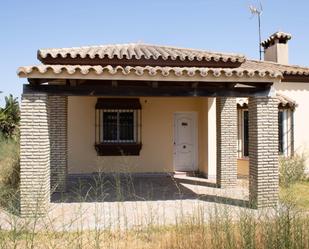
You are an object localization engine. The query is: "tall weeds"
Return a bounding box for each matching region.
[0,140,309,248]
[0,177,309,248]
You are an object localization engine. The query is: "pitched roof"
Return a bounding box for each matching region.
[38,43,246,66]
[241,60,309,77]
[18,42,309,82]
[237,93,297,109]
[19,59,309,81]
[17,64,282,80]
[239,60,309,82]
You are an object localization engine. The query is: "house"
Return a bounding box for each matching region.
[17,32,309,217]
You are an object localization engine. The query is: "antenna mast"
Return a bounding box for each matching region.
[250,4,263,60]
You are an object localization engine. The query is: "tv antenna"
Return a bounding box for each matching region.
[250,3,263,60]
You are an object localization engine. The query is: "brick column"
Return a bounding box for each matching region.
[20,93,50,217]
[216,97,237,188]
[249,97,279,208]
[49,96,68,192]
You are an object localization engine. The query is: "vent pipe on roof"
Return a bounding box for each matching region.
[261,31,291,64]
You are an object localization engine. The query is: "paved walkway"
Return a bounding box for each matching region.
[0,175,253,232]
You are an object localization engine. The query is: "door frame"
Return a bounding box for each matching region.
[173,111,198,171]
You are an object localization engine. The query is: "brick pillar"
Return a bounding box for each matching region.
[249,97,279,208]
[216,97,237,188]
[49,96,68,192]
[20,93,50,217]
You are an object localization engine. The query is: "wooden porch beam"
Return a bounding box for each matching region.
[23,83,272,97]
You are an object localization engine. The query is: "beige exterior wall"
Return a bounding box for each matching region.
[275,82,309,166]
[68,97,209,174]
[237,159,249,177]
[68,84,309,176]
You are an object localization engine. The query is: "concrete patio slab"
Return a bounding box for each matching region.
[0,176,252,232]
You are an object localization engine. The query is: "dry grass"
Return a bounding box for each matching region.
[280,180,309,210]
[0,209,308,249]
[0,140,309,248]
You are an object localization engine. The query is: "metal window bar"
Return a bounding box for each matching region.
[243,110,249,157]
[278,110,284,154]
[237,109,242,158]
[290,110,294,156]
[101,109,137,143]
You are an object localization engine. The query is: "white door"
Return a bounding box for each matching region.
[173,112,197,171]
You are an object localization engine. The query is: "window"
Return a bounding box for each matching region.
[243,110,249,157]
[95,98,142,156]
[278,109,294,156]
[278,111,284,154]
[237,108,294,158]
[237,109,249,158]
[102,110,137,142]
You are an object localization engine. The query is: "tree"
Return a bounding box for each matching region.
[0,94,20,138]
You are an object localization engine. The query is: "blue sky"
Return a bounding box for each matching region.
[1,0,309,106]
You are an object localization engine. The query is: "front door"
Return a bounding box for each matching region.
[173,112,197,171]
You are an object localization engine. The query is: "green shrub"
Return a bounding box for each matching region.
[0,94,20,139]
[279,153,306,188]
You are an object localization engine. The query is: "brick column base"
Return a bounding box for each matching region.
[20,94,50,217]
[216,97,237,188]
[249,97,279,208]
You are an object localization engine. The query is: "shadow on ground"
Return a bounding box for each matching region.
[51,175,249,208]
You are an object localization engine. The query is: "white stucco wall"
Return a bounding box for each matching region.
[274,81,309,170]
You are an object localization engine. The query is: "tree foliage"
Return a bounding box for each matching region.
[0,94,20,138]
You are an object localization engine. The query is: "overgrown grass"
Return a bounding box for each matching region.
[0,139,309,248]
[0,205,308,249]
[279,153,307,188]
[280,180,309,210]
[0,136,20,213]
[0,136,20,188]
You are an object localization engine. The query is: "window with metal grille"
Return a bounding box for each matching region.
[237,109,249,158]
[278,109,294,156]
[237,108,294,158]
[102,110,137,143]
[278,111,284,154]
[95,98,142,156]
[243,110,249,157]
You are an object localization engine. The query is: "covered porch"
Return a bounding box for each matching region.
[17,43,281,216]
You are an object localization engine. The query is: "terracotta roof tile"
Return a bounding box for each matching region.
[38,43,246,63]
[18,43,309,82]
[261,32,292,49]
[17,64,282,79]
[237,93,297,109]
[241,60,309,76]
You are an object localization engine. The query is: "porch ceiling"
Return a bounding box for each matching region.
[23,79,273,97]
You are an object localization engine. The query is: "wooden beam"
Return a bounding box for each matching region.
[282,75,309,83]
[28,78,49,85]
[23,84,272,97]
[112,80,118,87]
[192,82,199,88]
[152,81,158,88]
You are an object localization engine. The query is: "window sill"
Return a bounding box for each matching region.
[95,143,142,156]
